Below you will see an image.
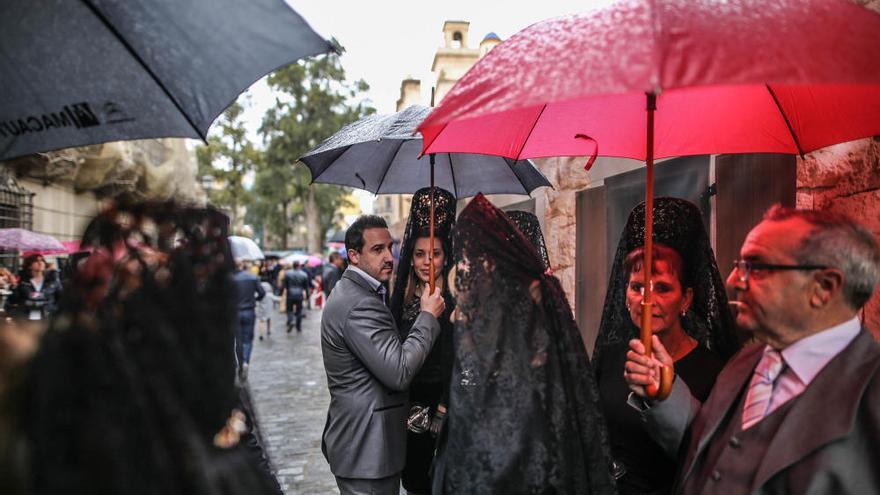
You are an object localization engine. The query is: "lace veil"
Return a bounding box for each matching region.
[506,210,551,270]
[593,197,739,363]
[434,194,615,495]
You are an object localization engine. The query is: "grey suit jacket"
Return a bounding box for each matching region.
[320,269,441,479]
[644,328,880,494]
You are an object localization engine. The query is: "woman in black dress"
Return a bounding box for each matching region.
[433,194,615,495]
[593,197,740,495]
[389,187,456,495]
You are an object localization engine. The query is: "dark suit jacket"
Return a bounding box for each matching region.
[281,269,309,300]
[322,264,341,296]
[320,269,441,479]
[645,328,880,494]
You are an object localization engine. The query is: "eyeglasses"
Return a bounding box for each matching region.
[731,259,829,287]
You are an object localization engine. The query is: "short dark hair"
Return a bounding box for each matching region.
[764,204,880,309]
[328,251,342,263]
[345,215,388,253]
[23,253,45,273]
[292,260,302,269]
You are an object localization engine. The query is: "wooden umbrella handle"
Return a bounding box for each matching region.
[429,155,436,294]
[641,93,672,401]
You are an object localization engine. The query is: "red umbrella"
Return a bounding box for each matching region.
[418,0,880,399]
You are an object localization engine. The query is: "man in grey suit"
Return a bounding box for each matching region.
[321,215,445,495]
[625,205,880,494]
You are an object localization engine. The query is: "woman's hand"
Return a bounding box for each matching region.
[624,336,674,399]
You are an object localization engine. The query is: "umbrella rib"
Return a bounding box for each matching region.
[80,0,207,141]
[513,104,547,160]
[375,139,409,193]
[765,84,805,157]
[510,158,531,195]
[447,153,459,198]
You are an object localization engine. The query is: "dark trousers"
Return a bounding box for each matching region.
[235,308,256,368]
[286,297,303,331]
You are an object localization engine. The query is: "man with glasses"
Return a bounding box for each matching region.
[624,205,880,494]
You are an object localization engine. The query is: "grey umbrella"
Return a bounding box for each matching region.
[0,0,334,161]
[300,104,552,291]
[299,105,552,198]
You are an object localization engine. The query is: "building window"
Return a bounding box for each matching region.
[384,197,392,210]
[452,31,463,48]
[0,169,35,269]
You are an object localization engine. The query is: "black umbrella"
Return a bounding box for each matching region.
[0,0,334,161]
[299,104,552,290]
[300,105,551,198]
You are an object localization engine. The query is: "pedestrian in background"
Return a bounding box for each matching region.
[6,254,62,321]
[281,261,310,333]
[256,280,279,341]
[233,260,265,381]
[323,251,344,299]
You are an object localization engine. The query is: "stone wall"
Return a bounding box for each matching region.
[796,137,880,339]
[532,156,590,310]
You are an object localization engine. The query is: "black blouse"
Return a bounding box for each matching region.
[596,339,724,495]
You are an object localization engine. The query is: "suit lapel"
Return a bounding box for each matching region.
[751,329,880,490]
[680,344,763,483]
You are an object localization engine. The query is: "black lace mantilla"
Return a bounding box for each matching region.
[24,202,280,495]
[507,210,551,271]
[433,194,616,495]
[593,197,739,363]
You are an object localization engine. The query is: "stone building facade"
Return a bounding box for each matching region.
[0,138,203,267]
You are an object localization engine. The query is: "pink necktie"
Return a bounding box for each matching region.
[741,347,785,430]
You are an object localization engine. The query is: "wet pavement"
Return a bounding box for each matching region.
[247,304,339,495]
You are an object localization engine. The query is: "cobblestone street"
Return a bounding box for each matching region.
[248,304,339,494]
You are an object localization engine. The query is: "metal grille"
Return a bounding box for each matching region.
[0,169,35,269]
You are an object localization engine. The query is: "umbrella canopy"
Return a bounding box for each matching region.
[300,105,551,198]
[229,236,264,261]
[419,0,880,161]
[0,228,65,252]
[0,0,334,161]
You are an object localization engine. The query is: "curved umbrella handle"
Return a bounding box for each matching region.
[641,306,673,401]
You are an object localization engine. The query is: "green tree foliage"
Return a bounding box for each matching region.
[196,102,259,232]
[255,48,373,251]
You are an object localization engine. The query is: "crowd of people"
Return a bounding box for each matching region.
[320,189,880,495]
[0,190,878,495]
[228,250,348,382]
